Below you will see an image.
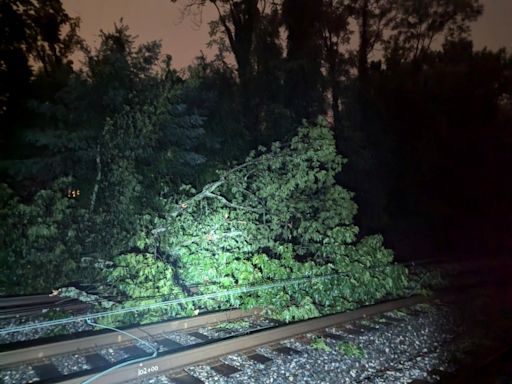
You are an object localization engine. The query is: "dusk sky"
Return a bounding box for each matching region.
[63,0,512,70]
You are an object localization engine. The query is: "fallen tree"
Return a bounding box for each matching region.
[108,118,413,322]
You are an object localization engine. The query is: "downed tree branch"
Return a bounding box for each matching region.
[151,155,277,235]
[204,191,262,212]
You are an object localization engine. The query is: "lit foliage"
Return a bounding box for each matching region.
[310,337,332,351]
[103,253,195,324]
[88,87,205,259]
[337,341,366,358]
[0,77,205,295]
[0,179,85,294]
[111,119,411,322]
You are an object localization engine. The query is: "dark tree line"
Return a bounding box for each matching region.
[177,0,510,257]
[1,0,511,294]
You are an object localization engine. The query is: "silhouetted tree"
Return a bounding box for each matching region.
[385,0,483,64]
[351,0,393,82]
[176,0,269,141]
[318,0,352,128]
[368,36,512,256]
[0,0,81,159]
[282,0,325,123]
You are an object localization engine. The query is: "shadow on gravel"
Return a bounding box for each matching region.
[439,260,512,383]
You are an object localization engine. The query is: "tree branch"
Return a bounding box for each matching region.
[89,142,101,213]
[204,191,263,212]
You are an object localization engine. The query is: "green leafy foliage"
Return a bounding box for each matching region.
[217,319,251,330]
[100,253,193,325]
[0,179,86,294]
[3,0,506,318]
[107,119,412,323]
[58,287,116,309]
[337,341,366,358]
[18,23,205,264]
[1,116,415,326]
[310,336,332,351]
[108,253,183,302]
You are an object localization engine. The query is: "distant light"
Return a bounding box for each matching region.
[66,188,80,199]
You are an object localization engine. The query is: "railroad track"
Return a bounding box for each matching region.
[0,286,111,320]
[0,257,495,323]
[1,259,510,383]
[0,259,474,321]
[0,294,91,320]
[0,295,437,384]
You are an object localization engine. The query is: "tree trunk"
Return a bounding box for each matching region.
[357,0,369,83]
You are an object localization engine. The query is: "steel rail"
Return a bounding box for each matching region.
[59,295,429,384]
[0,302,90,319]
[0,257,493,325]
[1,269,403,335]
[0,294,66,308]
[0,308,258,367]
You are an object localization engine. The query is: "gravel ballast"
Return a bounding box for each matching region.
[174,304,460,384]
[131,302,468,384]
[1,297,508,384]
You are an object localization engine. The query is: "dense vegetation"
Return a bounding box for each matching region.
[1,0,511,321]
[105,121,412,322]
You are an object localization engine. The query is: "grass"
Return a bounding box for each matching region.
[310,336,332,351]
[337,342,365,358]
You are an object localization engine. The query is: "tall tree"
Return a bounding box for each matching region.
[178,0,265,82]
[0,0,81,159]
[385,0,483,63]
[282,0,325,122]
[177,0,286,141]
[350,0,393,82]
[319,0,352,128]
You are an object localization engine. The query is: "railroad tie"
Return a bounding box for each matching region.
[352,324,379,332]
[246,352,272,364]
[188,331,211,342]
[120,344,150,357]
[380,314,405,324]
[167,372,205,384]
[157,338,185,351]
[273,346,302,356]
[339,327,365,336]
[84,353,111,369]
[323,332,346,341]
[211,362,242,377]
[31,362,62,381]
